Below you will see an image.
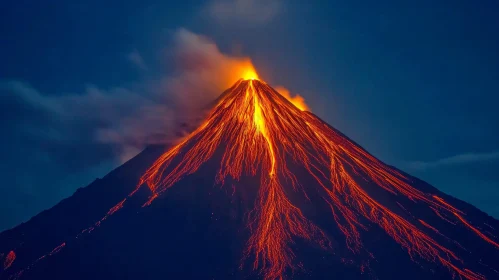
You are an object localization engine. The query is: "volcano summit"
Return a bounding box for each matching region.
[1,79,498,280]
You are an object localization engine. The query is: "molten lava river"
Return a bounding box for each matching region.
[131,79,497,280]
[10,78,499,280]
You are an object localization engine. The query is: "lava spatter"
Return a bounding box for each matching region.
[2,251,15,270]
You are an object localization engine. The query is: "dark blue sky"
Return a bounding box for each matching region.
[1,0,498,231]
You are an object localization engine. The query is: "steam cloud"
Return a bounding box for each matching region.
[0,28,308,231]
[2,29,262,163]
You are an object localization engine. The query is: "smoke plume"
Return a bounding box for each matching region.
[2,29,263,163]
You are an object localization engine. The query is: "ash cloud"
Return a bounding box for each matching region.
[1,29,258,165]
[0,28,260,230]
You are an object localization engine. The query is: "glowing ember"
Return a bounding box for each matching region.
[8,243,67,280]
[241,66,259,81]
[3,250,16,270]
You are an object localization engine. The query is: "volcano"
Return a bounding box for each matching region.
[1,79,498,280]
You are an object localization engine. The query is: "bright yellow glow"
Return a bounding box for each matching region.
[250,81,276,176]
[274,86,309,111]
[241,67,259,80]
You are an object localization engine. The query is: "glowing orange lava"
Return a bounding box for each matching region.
[20,78,495,280]
[274,86,309,111]
[3,250,16,270]
[130,79,498,279]
[242,67,259,81]
[10,243,66,280]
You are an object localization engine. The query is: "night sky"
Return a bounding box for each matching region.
[1,0,498,231]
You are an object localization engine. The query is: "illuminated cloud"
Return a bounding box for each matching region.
[1,29,262,164]
[274,86,309,111]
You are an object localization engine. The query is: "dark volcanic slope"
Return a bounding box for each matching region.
[1,80,498,280]
[0,146,166,279]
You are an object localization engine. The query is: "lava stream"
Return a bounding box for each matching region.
[16,77,484,280]
[130,79,498,279]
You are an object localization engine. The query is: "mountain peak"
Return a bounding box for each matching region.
[135,80,499,279]
[1,81,498,280]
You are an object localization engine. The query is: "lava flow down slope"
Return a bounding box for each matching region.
[1,78,499,280]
